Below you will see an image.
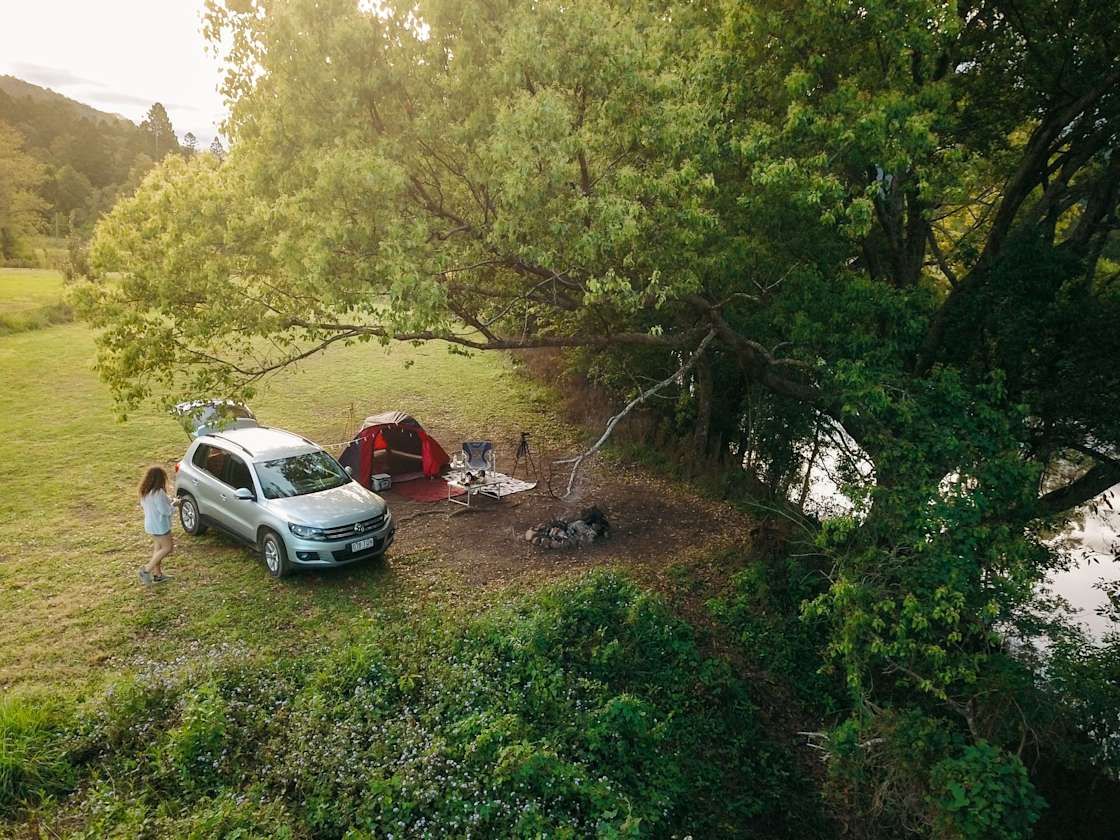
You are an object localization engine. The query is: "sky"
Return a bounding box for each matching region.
[0,0,227,145]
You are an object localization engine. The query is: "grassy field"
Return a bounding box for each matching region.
[0,268,65,313]
[0,268,73,335]
[0,273,571,690]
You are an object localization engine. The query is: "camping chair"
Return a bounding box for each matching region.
[461,441,495,472]
[449,440,500,507]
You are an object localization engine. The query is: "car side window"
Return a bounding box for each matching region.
[191,444,210,468]
[225,455,253,492]
[202,446,229,480]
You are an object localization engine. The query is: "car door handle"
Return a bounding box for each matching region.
[219,493,228,501]
[191,478,200,486]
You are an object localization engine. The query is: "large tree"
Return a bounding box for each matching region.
[78,0,1120,833]
[139,102,180,160]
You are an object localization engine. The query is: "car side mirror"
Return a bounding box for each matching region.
[235,487,255,501]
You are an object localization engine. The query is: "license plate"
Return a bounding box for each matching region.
[351,537,377,552]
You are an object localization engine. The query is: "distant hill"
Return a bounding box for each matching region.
[0,76,183,244]
[0,75,132,127]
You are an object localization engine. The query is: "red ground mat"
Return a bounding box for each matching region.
[389,478,465,502]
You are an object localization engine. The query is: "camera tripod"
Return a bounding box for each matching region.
[510,431,539,481]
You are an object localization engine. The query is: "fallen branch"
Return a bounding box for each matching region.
[395,508,450,524]
[553,329,716,497]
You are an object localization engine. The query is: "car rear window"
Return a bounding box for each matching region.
[192,443,229,479]
[202,446,229,479]
[191,444,210,468]
[254,451,351,499]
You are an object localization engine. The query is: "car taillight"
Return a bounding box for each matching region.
[174,462,180,473]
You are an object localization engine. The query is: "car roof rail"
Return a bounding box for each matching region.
[208,433,254,457]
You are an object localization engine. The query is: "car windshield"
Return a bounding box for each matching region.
[255,451,350,499]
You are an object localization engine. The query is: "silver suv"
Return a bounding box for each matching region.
[174,426,394,577]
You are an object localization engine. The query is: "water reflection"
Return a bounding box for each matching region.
[795,444,1119,639]
[1050,509,1119,638]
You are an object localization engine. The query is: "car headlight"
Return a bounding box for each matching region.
[288,523,328,540]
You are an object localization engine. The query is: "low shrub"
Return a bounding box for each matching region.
[0,692,76,816]
[0,302,75,335]
[6,572,827,837]
[929,741,1045,840]
[709,550,842,715]
[72,785,301,840]
[822,711,1046,840]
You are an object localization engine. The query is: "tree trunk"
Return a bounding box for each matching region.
[797,422,822,510]
[693,351,713,464]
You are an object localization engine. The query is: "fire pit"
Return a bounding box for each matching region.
[525,506,610,549]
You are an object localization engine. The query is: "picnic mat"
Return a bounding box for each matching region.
[390,478,465,502]
[489,475,537,497]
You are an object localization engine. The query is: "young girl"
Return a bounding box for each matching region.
[138,466,180,584]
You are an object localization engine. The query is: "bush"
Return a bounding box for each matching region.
[0,693,75,816]
[0,302,74,335]
[159,683,232,792]
[62,237,90,283]
[822,711,1047,840]
[71,786,301,840]
[709,549,841,715]
[6,572,827,837]
[929,742,1045,840]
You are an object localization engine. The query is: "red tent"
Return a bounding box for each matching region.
[338,412,451,487]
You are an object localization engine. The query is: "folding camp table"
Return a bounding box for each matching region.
[446,471,504,507]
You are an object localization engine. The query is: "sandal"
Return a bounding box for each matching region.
[138,569,153,585]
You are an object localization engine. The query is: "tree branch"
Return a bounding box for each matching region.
[553,329,716,496]
[926,228,958,287]
[1035,460,1120,518]
[915,69,1120,374]
[283,318,694,352]
[981,68,1120,267]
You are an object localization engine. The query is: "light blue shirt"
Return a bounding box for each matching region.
[141,490,173,535]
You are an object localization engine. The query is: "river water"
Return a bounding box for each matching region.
[1049,509,1119,638]
[798,446,1119,639]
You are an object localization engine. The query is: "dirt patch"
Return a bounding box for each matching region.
[381,459,752,589]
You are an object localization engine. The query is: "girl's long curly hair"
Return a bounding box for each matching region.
[138,465,169,498]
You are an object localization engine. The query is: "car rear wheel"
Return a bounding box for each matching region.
[178,493,207,535]
[260,529,290,578]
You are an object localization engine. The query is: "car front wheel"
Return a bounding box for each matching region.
[260,529,290,578]
[178,493,207,535]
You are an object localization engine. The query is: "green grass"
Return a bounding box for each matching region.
[0,268,72,334]
[0,269,64,313]
[0,273,569,690]
[0,692,74,813]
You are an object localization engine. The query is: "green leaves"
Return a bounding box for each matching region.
[930,742,1045,840]
[14,572,813,836]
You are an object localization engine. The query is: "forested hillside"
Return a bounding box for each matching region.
[0,76,221,261]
